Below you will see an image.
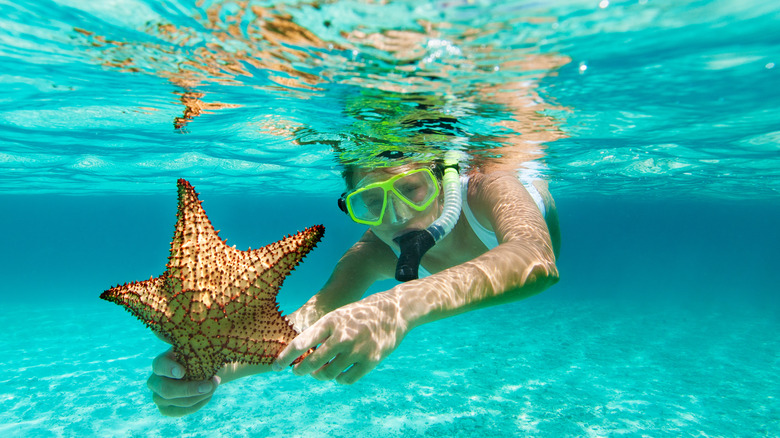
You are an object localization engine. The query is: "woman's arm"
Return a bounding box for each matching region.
[274,171,559,383]
[287,229,398,331]
[398,171,559,328]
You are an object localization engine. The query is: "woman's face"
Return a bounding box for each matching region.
[350,166,443,249]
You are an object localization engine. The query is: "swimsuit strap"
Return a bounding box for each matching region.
[460,176,500,250]
[460,174,547,251]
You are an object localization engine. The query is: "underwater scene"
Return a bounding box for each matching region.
[1,0,778,436]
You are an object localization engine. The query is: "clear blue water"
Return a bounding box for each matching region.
[1,0,779,436]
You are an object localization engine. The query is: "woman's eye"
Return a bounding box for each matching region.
[398,183,424,200]
[364,195,383,211]
[398,182,420,194]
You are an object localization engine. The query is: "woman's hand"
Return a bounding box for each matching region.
[146,348,220,417]
[272,292,409,384]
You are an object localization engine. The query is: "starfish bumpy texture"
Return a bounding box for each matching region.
[101,179,324,380]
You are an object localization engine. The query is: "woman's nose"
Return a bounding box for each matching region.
[384,194,414,225]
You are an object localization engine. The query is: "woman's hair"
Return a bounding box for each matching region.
[342,157,444,190]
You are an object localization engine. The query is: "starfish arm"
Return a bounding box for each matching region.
[221,336,289,366]
[250,225,325,296]
[221,310,300,365]
[221,306,315,366]
[166,179,225,286]
[204,225,325,311]
[100,276,169,333]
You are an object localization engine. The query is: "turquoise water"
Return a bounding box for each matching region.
[1,0,779,436]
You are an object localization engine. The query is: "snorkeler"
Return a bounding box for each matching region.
[147,151,560,417]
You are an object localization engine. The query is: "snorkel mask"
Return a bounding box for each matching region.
[338,150,463,281]
[339,167,440,226]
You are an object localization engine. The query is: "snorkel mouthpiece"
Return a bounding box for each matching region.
[393,230,436,282]
[393,150,464,282]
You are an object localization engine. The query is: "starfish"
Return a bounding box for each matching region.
[101,179,324,381]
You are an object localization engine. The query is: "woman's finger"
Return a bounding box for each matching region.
[311,354,353,381]
[273,322,332,371]
[157,396,213,418]
[147,374,219,400]
[291,338,343,376]
[152,391,211,409]
[151,348,185,379]
[335,362,374,385]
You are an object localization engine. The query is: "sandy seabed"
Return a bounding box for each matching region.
[1,296,777,437]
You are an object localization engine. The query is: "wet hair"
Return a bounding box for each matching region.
[342,152,445,190]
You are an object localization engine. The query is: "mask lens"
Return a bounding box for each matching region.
[393,169,438,208]
[347,186,386,223]
[344,168,440,225]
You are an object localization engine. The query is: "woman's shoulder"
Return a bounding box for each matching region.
[466,169,529,199]
[466,169,549,221]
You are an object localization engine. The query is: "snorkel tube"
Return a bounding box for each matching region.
[393,151,464,281]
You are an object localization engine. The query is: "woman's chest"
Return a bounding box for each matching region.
[419,216,492,274]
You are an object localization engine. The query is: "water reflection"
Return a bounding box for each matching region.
[75,2,333,131]
[73,0,568,171]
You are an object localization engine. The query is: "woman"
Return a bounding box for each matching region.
[148,153,561,417]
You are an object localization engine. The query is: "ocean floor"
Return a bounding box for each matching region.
[1,295,777,437]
